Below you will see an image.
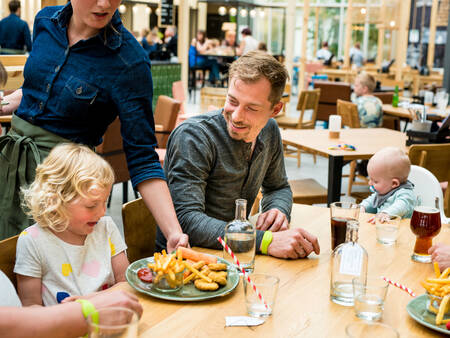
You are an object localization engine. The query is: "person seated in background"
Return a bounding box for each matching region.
[189,30,220,85]
[140,28,152,53]
[429,243,450,272]
[361,147,415,219]
[258,42,268,52]
[352,72,383,128]
[163,26,178,57]
[222,30,238,50]
[237,28,259,56]
[158,51,320,259]
[316,41,332,62]
[350,42,364,68]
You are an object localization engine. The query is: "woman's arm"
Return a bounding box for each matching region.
[137,178,189,253]
[16,274,43,306]
[111,251,129,283]
[0,88,22,115]
[196,41,209,54]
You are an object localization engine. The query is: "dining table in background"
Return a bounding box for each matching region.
[382,103,448,125]
[120,203,449,337]
[281,128,408,205]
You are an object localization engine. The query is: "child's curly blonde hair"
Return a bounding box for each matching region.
[22,143,115,232]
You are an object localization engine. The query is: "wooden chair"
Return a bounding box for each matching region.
[337,100,370,200]
[199,87,227,114]
[276,89,321,167]
[279,83,292,117]
[408,144,450,217]
[122,198,157,263]
[290,179,328,205]
[313,81,352,122]
[0,55,27,67]
[153,95,181,149]
[0,235,19,287]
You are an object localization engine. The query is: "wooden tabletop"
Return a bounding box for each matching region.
[281,128,408,160]
[382,104,449,121]
[120,204,449,337]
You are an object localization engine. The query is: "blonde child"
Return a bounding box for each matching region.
[14,143,129,306]
[361,147,415,219]
[352,72,383,128]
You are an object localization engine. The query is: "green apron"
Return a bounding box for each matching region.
[0,115,70,240]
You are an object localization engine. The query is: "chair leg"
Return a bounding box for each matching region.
[107,191,112,208]
[347,161,357,196]
[122,181,128,204]
[297,149,301,168]
[313,153,317,164]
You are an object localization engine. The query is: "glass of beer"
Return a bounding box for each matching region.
[410,206,441,263]
[330,202,361,250]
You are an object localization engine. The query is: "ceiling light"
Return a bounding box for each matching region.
[229,7,237,16]
[240,9,248,18]
[218,6,227,16]
[118,4,126,14]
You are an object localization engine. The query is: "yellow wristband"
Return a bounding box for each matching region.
[76,299,98,324]
[261,231,273,255]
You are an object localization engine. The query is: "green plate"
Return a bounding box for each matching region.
[126,256,239,302]
[406,294,450,335]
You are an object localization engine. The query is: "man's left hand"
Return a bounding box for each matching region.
[256,209,289,232]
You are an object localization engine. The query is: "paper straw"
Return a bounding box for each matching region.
[217,237,269,310]
[382,276,416,297]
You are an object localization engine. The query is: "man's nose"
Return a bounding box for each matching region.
[231,105,245,122]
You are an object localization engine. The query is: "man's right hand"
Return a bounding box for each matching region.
[267,228,320,259]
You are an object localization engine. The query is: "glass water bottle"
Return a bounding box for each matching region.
[224,199,256,273]
[330,220,368,306]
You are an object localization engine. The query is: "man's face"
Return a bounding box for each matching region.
[222,77,282,143]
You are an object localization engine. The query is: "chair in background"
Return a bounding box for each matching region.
[276,89,321,167]
[313,81,352,123]
[408,144,450,218]
[0,235,19,287]
[153,95,181,149]
[96,118,138,206]
[279,83,292,117]
[337,100,370,201]
[200,87,227,114]
[122,198,157,263]
[289,179,328,205]
[408,165,449,224]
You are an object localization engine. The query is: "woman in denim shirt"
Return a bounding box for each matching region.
[0,0,188,251]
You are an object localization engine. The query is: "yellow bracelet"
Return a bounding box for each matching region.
[76,299,98,324]
[261,231,273,255]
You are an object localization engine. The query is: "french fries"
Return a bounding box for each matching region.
[421,262,450,325]
[147,250,185,289]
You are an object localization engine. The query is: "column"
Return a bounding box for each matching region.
[395,0,411,81]
[197,2,207,31]
[427,0,439,69]
[376,0,386,68]
[178,0,189,96]
[284,0,296,82]
[343,0,353,69]
[299,0,310,92]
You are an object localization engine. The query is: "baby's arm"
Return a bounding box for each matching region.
[380,190,415,218]
[112,252,129,283]
[360,193,377,214]
[17,275,43,306]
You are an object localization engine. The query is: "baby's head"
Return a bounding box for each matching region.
[354,72,376,97]
[367,147,410,195]
[22,143,115,232]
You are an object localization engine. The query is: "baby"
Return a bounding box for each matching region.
[361,147,416,219]
[14,143,129,306]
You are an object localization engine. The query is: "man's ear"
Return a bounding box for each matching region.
[392,178,400,189]
[271,102,283,118]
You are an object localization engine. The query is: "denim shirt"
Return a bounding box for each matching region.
[16,4,164,187]
[0,13,32,52]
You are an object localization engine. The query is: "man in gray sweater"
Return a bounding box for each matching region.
[156,51,320,259]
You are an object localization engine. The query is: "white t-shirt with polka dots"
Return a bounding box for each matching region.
[14,216,127,306]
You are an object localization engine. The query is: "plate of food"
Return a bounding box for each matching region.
[126,248,239,302]
[406,264,450,335]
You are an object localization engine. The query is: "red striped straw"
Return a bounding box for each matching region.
[382,276,416,297]
[217,237,269,310]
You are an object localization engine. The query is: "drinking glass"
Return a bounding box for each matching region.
[345,321,399,338]
[330,202,360,250]
[88,307,139,338]
[244,273,279,317]
[436,92,449,112]
[352,277,389,321]
[375,215,401,245]
[410,206,441,263]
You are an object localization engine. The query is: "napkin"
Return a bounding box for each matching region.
[225,316,265,327]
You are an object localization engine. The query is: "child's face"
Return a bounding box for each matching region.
[65,187,110,238]
[367,161,397,195]
[354,78,366,97]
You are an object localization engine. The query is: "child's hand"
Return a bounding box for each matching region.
[376,212,390,223]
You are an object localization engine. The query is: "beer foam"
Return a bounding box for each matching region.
[414,206,439,214]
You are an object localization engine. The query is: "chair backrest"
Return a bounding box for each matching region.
[0,235,19,287]
[122,198,157,263]
[313,81,352,121]
[408,165,448,223]
[96,117,129,184]
[408,144,450,217]
[153,95,181,148]
[296,88,321,128]
[373,92,394,104]
[0,55,27,67]
[337,100,360,128]
[200,87,227,114]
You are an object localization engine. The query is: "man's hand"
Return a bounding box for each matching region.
[256,209,289,232]
[267,228,320,259]
[167,232,189,253]
[429,243,450,272]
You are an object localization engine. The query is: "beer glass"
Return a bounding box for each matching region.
[410,206,441,263]
[330,202,360,250]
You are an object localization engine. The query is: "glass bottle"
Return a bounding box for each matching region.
[223,199,256,273]
[392,85,399,107]
[330,220,368,306]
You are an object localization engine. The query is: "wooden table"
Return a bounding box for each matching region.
[383,104,448,122]
[120,204,450,337]
[281,128,407,205]
[318,68,356,83]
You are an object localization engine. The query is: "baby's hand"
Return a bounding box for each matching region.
[376,212,390,223]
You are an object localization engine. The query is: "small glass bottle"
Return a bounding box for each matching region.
[224,199,256,273]
[392,85,399,107]
[330,220,368,306]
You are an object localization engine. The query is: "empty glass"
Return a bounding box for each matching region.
[244,273,279,317]
[352,277,389,321]
[346,321,399,338]
[375,215,401,245]
[88,307,139,338]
